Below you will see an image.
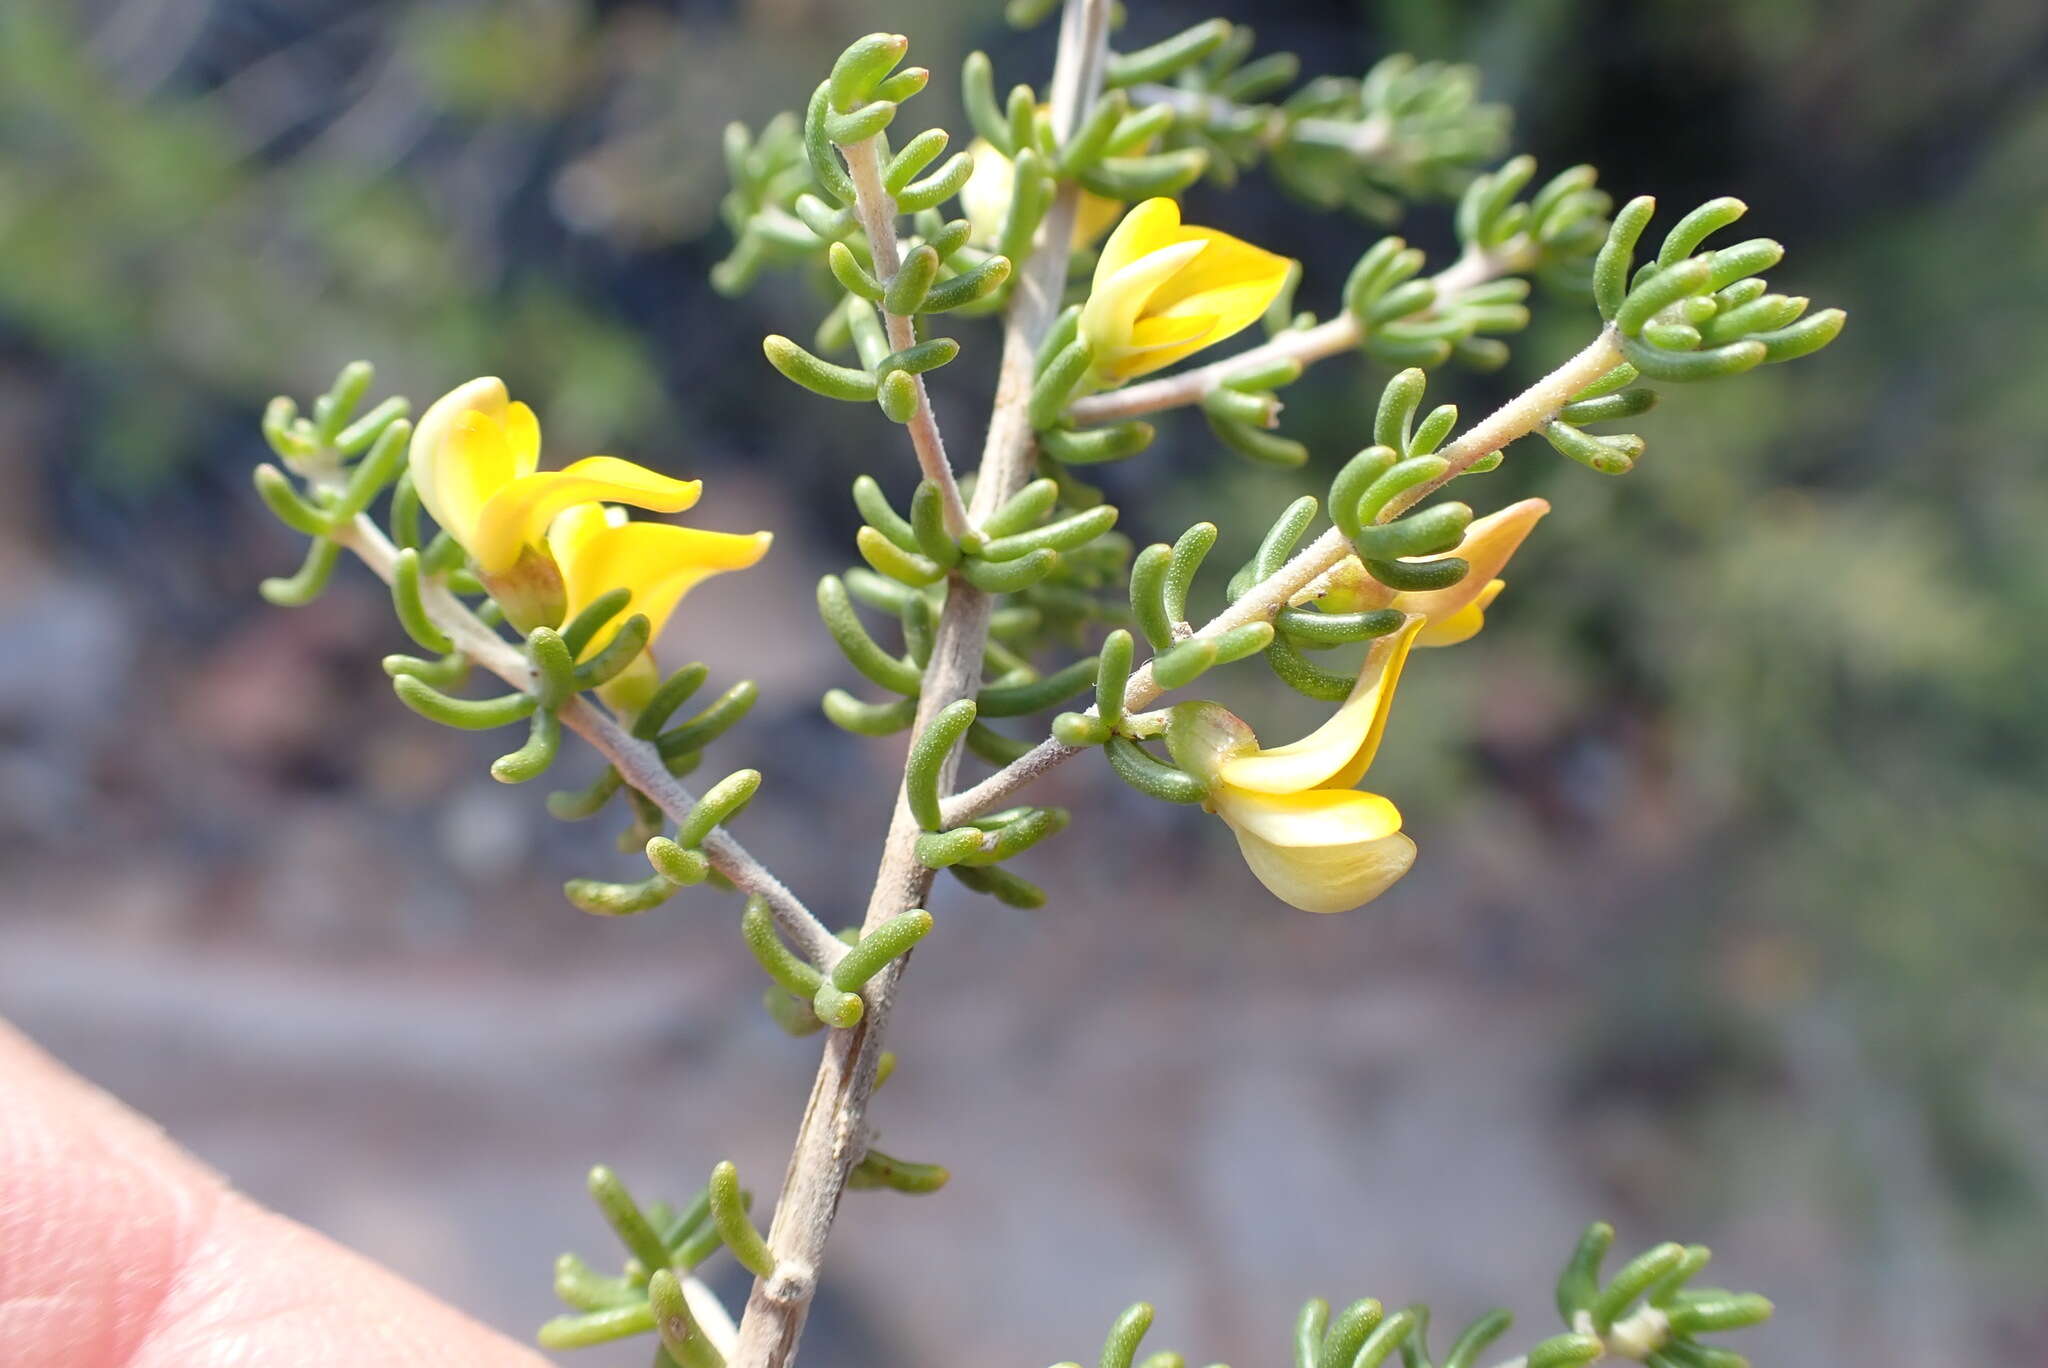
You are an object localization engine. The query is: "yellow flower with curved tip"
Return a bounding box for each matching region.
[1168,618,1425,914]
[408,377,703,579]
[546,503,772,716]
[1079,198,1294,386]
[1327,497,1551,647]
[959,138,1125,250]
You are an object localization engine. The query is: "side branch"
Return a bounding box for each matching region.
[839,136,972,537]
[1066,240,1529,427]
[329,513,843,970]
[943,325,1625,825]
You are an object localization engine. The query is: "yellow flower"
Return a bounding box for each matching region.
[408,377,701,578]
[1079,198,1293,385]
[546,503,772,716]
[1325,497,1550,647]
[1168,619,1425,914]
[959,138,1124,250]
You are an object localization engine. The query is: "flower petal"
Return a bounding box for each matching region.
[428,412,522,557]
[542,502,622,617]
[1414,578,1502,647]
[1074,186,1126,247]
[503,400,541,478]
[1143,227,1292,318]
[471,457,702,573]
[959,140,1013,246]
[1214,785,1404,846]
[1108,301,1250,378]
[552,515,772,649]
[1081,199,1294,382]
[1227,818,1417,914]
[1126,311,1220,354]
[409,376,513,545]
[1081,238,1209,374]
[1091,197,1186,286]
[1217,617,1423,794]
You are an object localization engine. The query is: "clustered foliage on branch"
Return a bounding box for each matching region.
[249,2,1841,1364]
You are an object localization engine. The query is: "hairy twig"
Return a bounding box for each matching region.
[942,325,1625,826]
[728,5,1115,1366]
[1066,240,1530,426]
[327,513,843,971]
[839,135,973,537]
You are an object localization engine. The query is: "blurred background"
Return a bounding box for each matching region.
[4,0,2045,1363]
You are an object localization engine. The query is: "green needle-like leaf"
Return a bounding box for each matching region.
[1319,1298,1384,1368]
[743,896,823,998]
[977,656,1096,716]
[847,1147,950,1194]
[587,1165,675,1273]
[678,769,761,847]
[491,709,562,784]
[824,689,920,735]
[572,614,651,690]
[907,699,977,828]
[820,576,925,695]
[1440,1310,1513,1368]
[259,536,340,607]
[832,909,933,989]
[392,675,536,730]
[1104,737,1206,804]
[948,862,1046,906]
[656,681,760,760]
[647,1269,724,1368]
[1101,1302,1156,1368]
[559,587,632,659]
[1129,543,1176,650]
[1525,1334,1603,1368]
[390,547,453,653]
[710,1162,776,1277]
[564,875,677,916]
[646,837,709,886]
[764,334,876,401]
[537,1302,656,1349]
[1590,1242,1686,1331]
[915,827,987,868]
[252,463,332,535]
[1295,1300,1331,1368]
[552,1252,639,1312]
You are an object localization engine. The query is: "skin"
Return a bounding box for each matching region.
[0,1020,547,1367]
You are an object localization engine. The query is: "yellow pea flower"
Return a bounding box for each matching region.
[1079,198,1294,386]
[1168,619,1425,914]
[1325,497,1550,647]
[546,504,772,716]
[959,138,1125,250]
[408,377,702,626]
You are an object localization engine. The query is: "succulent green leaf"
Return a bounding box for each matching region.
[709,1161,776,1277]
[907,698,977,829]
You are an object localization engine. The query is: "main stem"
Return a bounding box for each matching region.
[727,5,1112,1366]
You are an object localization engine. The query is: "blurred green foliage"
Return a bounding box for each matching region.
[0,0,665,489]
